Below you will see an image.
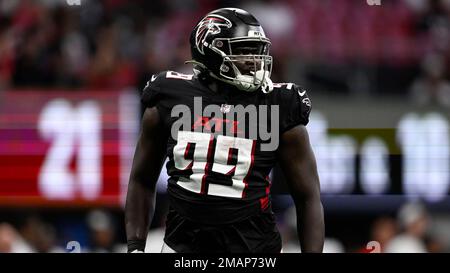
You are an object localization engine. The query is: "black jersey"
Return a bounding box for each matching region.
[141,71,311,225]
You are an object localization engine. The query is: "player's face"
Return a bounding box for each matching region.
[231,42,266,76]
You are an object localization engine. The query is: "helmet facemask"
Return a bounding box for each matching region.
[210,38,274,93]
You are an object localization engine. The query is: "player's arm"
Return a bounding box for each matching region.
[278,125,324,253]
[125,107,168,253]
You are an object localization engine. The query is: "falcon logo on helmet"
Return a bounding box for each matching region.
[195,15,232,55]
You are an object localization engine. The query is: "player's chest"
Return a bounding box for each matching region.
[166,95,279,146]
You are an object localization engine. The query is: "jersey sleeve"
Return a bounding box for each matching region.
[279,84,312,133]
[141,72,165,108]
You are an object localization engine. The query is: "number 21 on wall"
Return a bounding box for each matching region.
[38,99,102,200]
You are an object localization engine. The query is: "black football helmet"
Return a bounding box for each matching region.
[188,8,273,93]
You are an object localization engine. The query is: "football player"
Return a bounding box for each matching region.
[125,7,324,253]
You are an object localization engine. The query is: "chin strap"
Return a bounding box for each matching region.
[255,69,273,93]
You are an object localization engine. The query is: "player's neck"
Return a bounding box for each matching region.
[207,78,241,96]
[207,80,220,93]
[198,73,245,96]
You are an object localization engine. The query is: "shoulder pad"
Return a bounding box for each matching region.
[274,83,312,132]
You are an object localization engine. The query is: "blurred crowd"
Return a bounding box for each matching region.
[0,209,127,253]
[1,200,449,253]
[278,200,450,253]
[0,0,449,104]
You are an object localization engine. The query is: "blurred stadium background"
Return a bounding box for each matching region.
[1,0,450,253]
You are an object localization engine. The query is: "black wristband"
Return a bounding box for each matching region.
[127,239,146,253]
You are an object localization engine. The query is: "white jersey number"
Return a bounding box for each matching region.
[173,131,255,198]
